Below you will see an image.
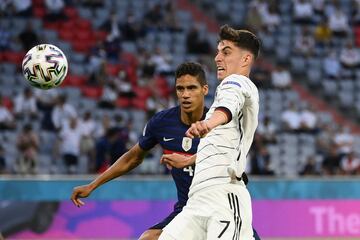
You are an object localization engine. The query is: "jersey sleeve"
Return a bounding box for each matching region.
[138,116,158,151]
[215,75,246,119]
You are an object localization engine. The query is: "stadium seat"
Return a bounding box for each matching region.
[34,7,46,18]
[11,18,27,33]
[56,42,72,54]
[43,29,58,42]
[70,52,86,63]
[59,29,75,41]
[116,97,132,108]
[32,0,44,7]
[66,75,87,87]
[132,98,147,111]
[62,87,82,101]
[133,87,151,99]
[78,7,93,19]
[64,7,78,19]
[3,51,25,65]
[1,63,17,75]
[276,47,290,63]
[74,31,95,44]
[44,21,60,30]
[94,31,108,41]
[76,19,92,30]
[106,64,122,76]
[307,68,322,86]
[60,20,77,31]
[81,86,103,99]
[322,80,337,97]
[155,77,171,98]
[338,91,354,108]
[290,57,306,74]
[95,8,109,22]
[72,40,91,53]
[2,96,13,111]
[69,64,86,76]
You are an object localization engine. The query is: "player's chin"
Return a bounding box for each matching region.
[217,72,225,81]
[181,105,194,112]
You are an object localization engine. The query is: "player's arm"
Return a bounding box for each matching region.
[186,109,229,138]
[160,153,197,168]
[186,76,247,139]
[71,143,147,207]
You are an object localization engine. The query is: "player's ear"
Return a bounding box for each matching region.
[241,52,253,66]
[203,84,209,96]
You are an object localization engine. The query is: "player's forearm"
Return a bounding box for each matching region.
[205,109,229,130]
[186,154,197,166]
[89,146,145,190]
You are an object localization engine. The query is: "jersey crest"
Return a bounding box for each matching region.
[182,137,192,152]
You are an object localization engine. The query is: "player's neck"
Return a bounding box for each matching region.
[181,108,204,126]
[220,70,250,81]
[235,68,250,78]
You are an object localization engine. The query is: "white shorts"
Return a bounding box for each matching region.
[158,183,254,240]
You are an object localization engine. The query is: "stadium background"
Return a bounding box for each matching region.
[1,0,360,239]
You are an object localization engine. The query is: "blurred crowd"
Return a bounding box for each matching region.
[0,0,359,177]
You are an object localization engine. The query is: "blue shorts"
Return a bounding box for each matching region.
[149,210,181,229]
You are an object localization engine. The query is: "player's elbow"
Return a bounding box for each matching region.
[138,229,162,240]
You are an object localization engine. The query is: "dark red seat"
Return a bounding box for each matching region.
[106,64,121,76]
[81,86,103,99]
[64,7,78,19]
[72,40,91,53]
[133,87,151,99]
[66,75,87,87]
[132,98,147,111]
[76,19,92,30]
[116,97,131,108]
[59,29,74,41]
[34,7,45,18]
[74,30,93,42]
[95,31,108,41]
[3,51,25,64]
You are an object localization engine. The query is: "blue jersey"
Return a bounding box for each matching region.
[138,106,206,211]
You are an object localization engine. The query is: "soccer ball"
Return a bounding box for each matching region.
[22,44,68,90]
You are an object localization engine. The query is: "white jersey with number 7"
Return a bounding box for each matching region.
[189,74,259,196]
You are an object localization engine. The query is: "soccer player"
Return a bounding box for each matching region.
[70,62,209,240]
[159,25,260,239]
[71,62,261,240]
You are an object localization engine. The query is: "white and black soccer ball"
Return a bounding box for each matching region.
[22,44,68,90]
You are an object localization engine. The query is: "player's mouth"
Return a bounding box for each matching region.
[182,101,192,108]
[217,66,225,74]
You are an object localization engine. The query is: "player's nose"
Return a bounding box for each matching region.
[182,89,191,97]
[214,53,222,62]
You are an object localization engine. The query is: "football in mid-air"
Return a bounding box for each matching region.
[22,44,68,90]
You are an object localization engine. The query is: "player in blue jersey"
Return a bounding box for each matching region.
[71,62,261,240]
[71,62,209,239]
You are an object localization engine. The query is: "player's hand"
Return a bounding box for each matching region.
[185,120,210,139]
[71,184,93,207]
[160,153,189,169]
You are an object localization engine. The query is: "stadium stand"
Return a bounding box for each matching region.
[0,0,359,178]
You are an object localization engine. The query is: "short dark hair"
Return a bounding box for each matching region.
[219,25,260,59]
[175,62,207,86]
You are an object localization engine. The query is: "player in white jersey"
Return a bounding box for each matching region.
[159,25,260,240]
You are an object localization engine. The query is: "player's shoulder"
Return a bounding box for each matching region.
[150,106,180,123]
[221,74,258,92]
